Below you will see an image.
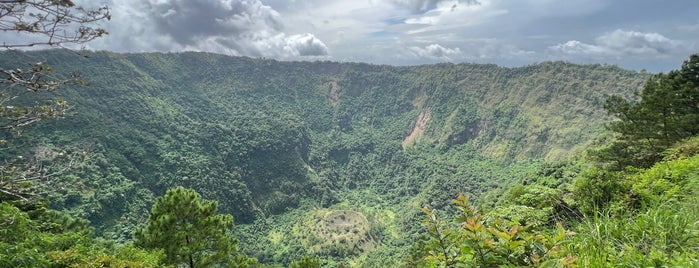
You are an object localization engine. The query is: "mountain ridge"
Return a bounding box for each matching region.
[1,49,648,264]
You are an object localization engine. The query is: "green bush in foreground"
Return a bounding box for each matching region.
[416,194,576,267]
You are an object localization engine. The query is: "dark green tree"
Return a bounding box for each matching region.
[289,256,322,268]
[134,186,238,268]
[603,54,699,168]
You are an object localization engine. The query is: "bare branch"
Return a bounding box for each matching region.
[0,0,108,202]
[0,146,81,202]
[0,0,110,49]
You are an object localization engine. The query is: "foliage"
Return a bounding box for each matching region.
[555,54,699,266]
[288,256,322,268]
[0,144,85,202]
[0,202,163,267]
[567,144,699,267]
[295,209,378,258]
[417,194,576,267]
[0,50,650,265]
[572,167,628,216]
[491,183,576,227]
[602,53,699,168]
[134,186,239,268]
[0,0,109,202]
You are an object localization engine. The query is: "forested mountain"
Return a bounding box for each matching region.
[1,49,650,266]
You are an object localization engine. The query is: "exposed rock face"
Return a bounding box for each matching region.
[403,108,430,147]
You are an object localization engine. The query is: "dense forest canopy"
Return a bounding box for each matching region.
[4,49,699,267]
[0,49,644,220]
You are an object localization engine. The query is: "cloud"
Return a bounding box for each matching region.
[679,22,699,32]
[550,29,682,58]
[409,44,461,60]
[80,0,328,58]
[284,33,329,56]
[403,0,507,35]
[511,0,608,17]
[596,30,680,54]
[549,40,608,56]
[392,0,480,13]
[43,0,699,71]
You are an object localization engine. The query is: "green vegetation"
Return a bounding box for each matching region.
[410,54,699,267]
[563,139,699,267]
[0,0,109,203]
[0,201,163,267]
[5,49,699,267]
[601,54,699,168]
[295,209,378,257]
[414,194,575,267]
[289,256,322,268]
[134,186,243,267]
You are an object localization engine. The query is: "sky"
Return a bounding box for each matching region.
[7,0,699,72]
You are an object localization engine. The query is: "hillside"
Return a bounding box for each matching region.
[0,49,646,265]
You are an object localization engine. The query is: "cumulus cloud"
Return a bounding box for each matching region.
[409,44,461,60]
[550,29,682,57]
[550,40,607,56]
[284,33,329,56]
[596,30,680,54]
[80,0,328,58]
[26,0,696,71]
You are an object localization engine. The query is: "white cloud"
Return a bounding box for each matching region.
[596,30,680,54]
[409,43,461,60]
[550,30,682,58]
[549,40,609,56]
[392,0,481,13]
[284,33,329,56]
[404,0,502,31]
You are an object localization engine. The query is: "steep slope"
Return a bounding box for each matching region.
[0,50,646,263]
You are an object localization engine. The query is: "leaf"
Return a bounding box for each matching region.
[465,218,483,232]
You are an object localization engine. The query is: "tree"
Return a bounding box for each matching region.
[0,0,109,49]
[289,256,322,268]
[0,0,109,201]
[0,202,164,267]
[602,54,699,168]
[134,186,238,268]
[416,194,576,267]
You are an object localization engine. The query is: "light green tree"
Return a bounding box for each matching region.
[416,194,576,267]
[134,186,238,268]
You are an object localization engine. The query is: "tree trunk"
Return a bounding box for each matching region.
[187,235,195,268]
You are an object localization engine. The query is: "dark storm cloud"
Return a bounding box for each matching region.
[146,0,283,46]
[66,0,698,71]
[79,0,328,58]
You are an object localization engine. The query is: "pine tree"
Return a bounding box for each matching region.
[134,186,237,268]
[603,53,699,168]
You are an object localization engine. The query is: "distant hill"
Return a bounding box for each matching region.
[0,49,647,264]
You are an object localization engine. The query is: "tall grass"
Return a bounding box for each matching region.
[568,171,699,267]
